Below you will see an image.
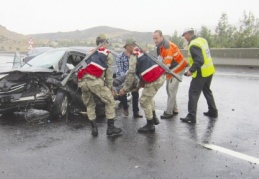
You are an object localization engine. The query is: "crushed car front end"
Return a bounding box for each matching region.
[0,72,55,114]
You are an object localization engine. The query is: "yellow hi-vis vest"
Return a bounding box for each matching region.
[188,37,215,78]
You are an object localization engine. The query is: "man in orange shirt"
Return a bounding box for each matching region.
[153,30,187,119]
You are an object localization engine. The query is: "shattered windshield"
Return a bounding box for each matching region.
[22,49,66,69]
[27,47,53,56]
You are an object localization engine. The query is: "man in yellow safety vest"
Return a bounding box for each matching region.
[180,28,218,123]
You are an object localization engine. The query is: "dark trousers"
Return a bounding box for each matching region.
[188,74,217,118]
[119,91,140,113]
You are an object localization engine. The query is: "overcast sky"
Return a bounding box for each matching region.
[1,0,258,35]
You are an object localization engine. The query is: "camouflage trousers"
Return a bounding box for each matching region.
[140,74,166,120]
[78,74,115,121]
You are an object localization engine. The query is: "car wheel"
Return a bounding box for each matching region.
[52,91,69,120]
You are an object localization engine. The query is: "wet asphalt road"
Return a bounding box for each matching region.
[0,66,259,179]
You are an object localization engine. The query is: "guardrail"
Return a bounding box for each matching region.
[150,48,259,66]
[2,48,259,66]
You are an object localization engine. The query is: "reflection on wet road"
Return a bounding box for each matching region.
[0,57,259,178]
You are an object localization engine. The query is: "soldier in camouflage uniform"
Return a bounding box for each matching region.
[77,34,122,136]
[119,39,166,133]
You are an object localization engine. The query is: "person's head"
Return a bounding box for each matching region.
[182,28,195,42]
[123,39,136,54]
[96,33,108,48]
[153,30,164,46]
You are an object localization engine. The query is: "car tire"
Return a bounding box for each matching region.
[52,91,69,120]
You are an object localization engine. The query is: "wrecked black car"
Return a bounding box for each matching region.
[0,48,116,121]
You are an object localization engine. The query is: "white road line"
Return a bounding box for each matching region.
[216,73,259,78]
[202,144,259,164]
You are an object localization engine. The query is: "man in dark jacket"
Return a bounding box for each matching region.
[180,28,218,123]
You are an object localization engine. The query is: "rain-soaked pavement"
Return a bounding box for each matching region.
[0,65,259,179]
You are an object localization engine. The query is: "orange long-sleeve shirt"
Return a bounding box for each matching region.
[158,39,188,79]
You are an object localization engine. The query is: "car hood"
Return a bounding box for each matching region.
[0,67,54,74]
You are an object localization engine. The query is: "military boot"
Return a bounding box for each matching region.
[106,119,122,136]
[153,111,160,125]
[90,120,98,137]
[138,119,155,133]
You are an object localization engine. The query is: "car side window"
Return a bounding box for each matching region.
[65,54,85,72]
[65,55,75,72]
[73,55,84,66]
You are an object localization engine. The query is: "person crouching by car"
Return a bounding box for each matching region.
[115,50,143,118]
[113,72,140,112]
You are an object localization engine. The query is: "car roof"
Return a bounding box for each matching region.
[27,47,54,56]
[38,47,119,56]
[44,47,89,55]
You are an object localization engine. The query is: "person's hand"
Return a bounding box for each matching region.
[119,88,126,96]
[111,90,117,97]
[184,71,192,77]
[139,80,145,88]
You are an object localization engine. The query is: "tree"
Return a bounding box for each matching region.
[198,26,214,47]
[235,11,259,48]
[169,31,185,49]
[214,13,236,48]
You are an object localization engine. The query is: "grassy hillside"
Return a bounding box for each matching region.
[30,26,156,42]
[0,25,29,52]
[0,25,170,52]
[30,26,170,50]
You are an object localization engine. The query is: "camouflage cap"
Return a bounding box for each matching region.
[123,39,135,48]
[96,33,106,41]
[96,34,107,45]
